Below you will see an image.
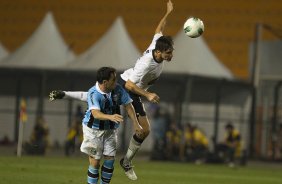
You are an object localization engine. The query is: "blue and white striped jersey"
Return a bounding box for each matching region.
[82,82,132,130]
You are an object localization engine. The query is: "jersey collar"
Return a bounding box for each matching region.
[95,82,111,97]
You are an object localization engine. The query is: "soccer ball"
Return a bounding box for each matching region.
[183,17,204,38]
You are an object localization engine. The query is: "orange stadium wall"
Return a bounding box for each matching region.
[1,0,282,79]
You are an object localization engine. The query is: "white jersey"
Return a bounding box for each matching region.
[120,33,164,90]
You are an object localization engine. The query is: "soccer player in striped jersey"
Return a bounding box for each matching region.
[80,67,141,184]
[49,0,174,180]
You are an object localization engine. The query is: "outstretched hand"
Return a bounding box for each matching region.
[109,114,124,123]
[146,92,160,104]
[167,0,173,14]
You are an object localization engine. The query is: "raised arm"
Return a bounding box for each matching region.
[155,0,173,34]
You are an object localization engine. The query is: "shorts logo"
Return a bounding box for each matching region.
[112,94,118,102]
[89,148,97,155]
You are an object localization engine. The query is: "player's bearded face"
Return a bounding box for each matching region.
[162,49,173,61]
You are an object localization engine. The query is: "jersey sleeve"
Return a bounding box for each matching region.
[128,59,150,84]
[80,92,88,101]
[87,91,101,110]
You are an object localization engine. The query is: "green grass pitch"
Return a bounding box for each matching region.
[0,156,281,184]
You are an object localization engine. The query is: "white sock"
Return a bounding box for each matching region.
[124,135,143,164]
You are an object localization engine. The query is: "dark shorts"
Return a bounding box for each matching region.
[119,78,146,116]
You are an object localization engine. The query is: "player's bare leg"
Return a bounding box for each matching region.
[120,116,150,180]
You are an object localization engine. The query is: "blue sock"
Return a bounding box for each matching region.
[88,165,99,184]
[100,159,115,184]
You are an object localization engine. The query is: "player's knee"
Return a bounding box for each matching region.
[89,156,100,168]
[137,129,150,139]
[143,128,150,137]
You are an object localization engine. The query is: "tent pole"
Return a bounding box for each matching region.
[14,77,21,142]
[249,23,263,157]
[181,76,193,125]
[271,81,282,160]
[213,80,223,152]
[37,71,46,118]
[67,76,74,127]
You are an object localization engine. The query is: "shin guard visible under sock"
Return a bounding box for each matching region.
[124,134,144,164]
[88,165,99,184]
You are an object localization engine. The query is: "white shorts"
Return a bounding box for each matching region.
[80,124,117,160]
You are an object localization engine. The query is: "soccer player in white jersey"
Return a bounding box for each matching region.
[79,67,141,184]
[118,0,174,180]
[49,0,174,180]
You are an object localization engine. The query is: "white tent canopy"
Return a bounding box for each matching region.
[0,12,75,69]
[163,30,233,79]
[67,17,140,71]
[0,42,9,61]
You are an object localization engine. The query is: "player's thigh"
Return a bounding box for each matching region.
[128,91,151,132]
[138,116,150,130]
[103,130,117,157]
[138,115,150,131]
[130,92,146,116]
[80,125,104,159]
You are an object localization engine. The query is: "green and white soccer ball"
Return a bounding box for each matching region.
[183,17,204,38]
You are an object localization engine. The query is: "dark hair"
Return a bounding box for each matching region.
[96,67,116,84]
[155,36,174,52]
[225,122,234,129]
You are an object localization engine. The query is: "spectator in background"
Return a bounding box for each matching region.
[150,106,170,160]
[0,135,12,146]
[24,116,50,155]
[217,122,242,167]
[75,105,84,121]
[65,118,82,156]
[165,122,182,161]
[180,123,209,164]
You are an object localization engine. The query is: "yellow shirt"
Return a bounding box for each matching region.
[184,129,208,147]
[225,129,242,156]
[166,130,182,144]
[67,129,77,140]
